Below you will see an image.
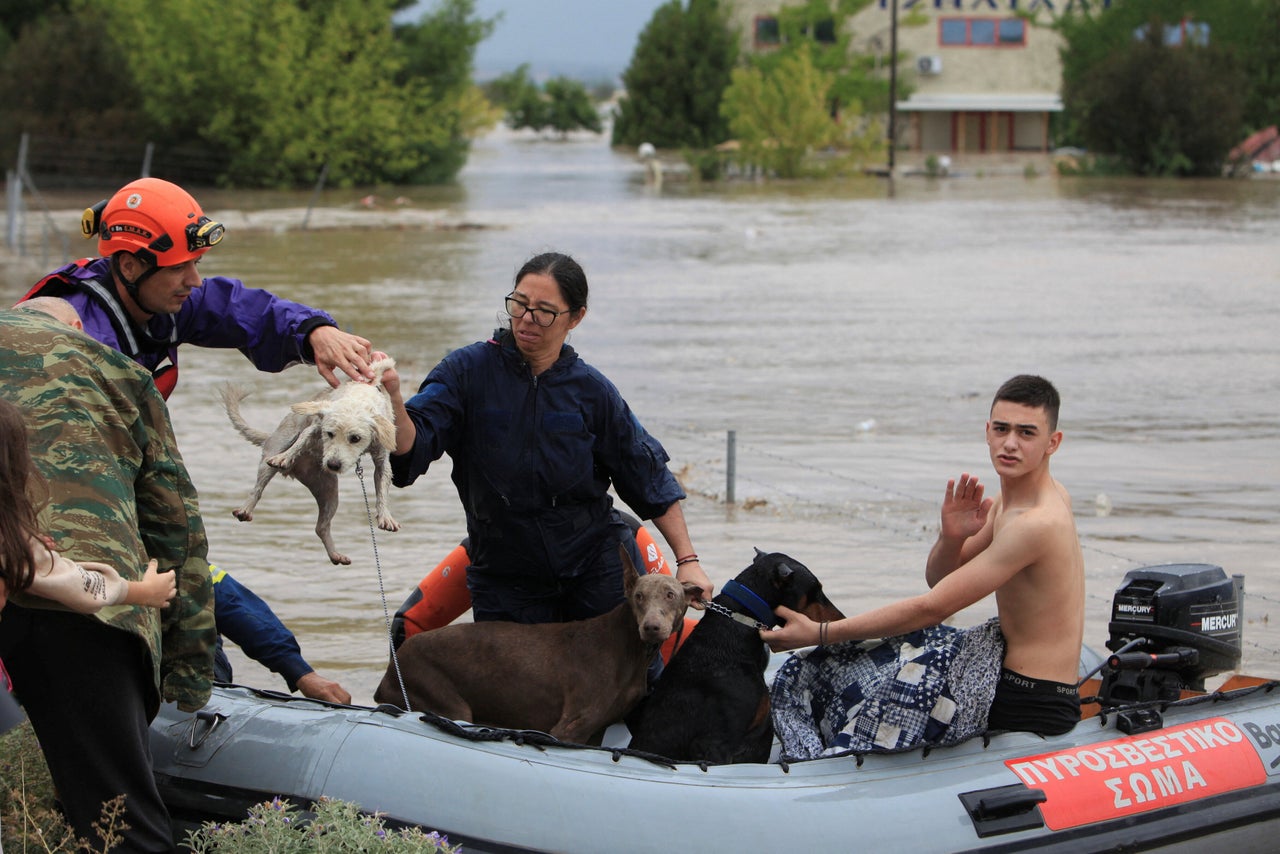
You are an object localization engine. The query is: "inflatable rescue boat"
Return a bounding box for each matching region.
[150,563,1280,852]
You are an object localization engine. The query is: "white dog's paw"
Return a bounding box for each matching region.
[266,453,289,470]
[377,514,400,532]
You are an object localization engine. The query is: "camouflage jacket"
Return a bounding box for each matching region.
[0,309,215,714]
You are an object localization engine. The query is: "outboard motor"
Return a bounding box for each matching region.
[1100,563,1243,733]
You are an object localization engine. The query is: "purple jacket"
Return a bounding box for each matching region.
[26,257,337,394]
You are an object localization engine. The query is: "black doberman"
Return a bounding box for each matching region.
[627,549,845,764]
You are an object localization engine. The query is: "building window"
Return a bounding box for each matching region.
[1134,19,1210,47]
[810,18,837,44]
[998,19,1025,45]
[755,16,780,47]
[939,17,1026,47]
[940,18,966,45]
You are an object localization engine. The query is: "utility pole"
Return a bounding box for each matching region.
[888,0,898,179]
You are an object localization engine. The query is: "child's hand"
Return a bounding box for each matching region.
[129,559,177,609]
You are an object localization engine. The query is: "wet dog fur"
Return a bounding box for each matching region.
[376,547,701,746]
[220,357,399,565]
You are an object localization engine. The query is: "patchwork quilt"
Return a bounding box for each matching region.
[770,617,1005,758]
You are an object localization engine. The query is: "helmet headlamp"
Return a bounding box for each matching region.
[187,217,225,253]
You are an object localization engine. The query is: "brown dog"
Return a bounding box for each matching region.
[627,549,845,764]
[375,548,700,746]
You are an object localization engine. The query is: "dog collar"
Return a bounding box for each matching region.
[703,600,772,631]
[721,580,778,628]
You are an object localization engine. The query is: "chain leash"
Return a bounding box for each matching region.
[356,460,412,711]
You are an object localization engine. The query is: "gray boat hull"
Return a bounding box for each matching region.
[150,653,1280,852]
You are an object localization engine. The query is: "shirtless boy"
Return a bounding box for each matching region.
[764,374,1084,752]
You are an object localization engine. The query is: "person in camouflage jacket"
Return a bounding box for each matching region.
[0,305,214,853]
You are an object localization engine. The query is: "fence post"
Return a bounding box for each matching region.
[301,162,329,230]
[5,169,20,250]
[726,430,736,505]
[141,142,154,178]
[7,134,30,251]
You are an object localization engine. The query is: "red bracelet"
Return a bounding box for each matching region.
[675,554,700,566]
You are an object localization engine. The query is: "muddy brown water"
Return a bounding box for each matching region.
[4,129,1278,704]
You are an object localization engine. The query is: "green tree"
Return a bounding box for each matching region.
[489,68,604,137]
[1057,0,1253,176]
[0,0,71,52]
[543,78,604,136]
[718,1,887,178]
[721,45,841,178]
[394,0,502,182]
[611,0,739,149]
[65,0,491,188]
[0,5,148,169]
[757,0,891,118]
[488,65,548,131]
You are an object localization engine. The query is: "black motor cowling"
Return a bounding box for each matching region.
[1102,563,1243,704]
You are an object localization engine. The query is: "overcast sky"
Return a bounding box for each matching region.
[407,0,673,81]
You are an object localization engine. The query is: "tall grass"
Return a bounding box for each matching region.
[1,721,461,852]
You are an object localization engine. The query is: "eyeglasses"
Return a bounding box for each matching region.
[504,294,568,328]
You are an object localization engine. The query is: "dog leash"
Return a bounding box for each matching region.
[356,461,412,711]
[701,599,774,631]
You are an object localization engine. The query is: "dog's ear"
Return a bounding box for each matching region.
[681,581,704,605]
[619,544,639,594]
[368,357,396,387]
[771,559,795,587]
[291,400,328,418]
[372,414,397,451]
[754,547,766,558]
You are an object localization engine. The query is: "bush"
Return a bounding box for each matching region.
[1068,31,1246,176]
[1,722,461,853]
[682,148,728,181]
[186,797,461,853]
[1,721,127,852]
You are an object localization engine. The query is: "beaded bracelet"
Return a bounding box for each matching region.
[675,554,700,567]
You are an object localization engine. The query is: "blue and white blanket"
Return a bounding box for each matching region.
[770,618,1005,758]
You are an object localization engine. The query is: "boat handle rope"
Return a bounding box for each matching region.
[188,709,226,749]
[357,461,413,712]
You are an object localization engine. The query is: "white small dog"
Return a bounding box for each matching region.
[220,357,400,565]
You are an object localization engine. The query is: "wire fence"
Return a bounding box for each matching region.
[4,133,229,265]
[4,133,226,190]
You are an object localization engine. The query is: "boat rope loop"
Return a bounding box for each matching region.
[356,461,412,711]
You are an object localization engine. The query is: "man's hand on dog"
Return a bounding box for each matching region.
[308,325,374,387]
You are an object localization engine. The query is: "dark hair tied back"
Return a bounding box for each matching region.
[515,252,588,313]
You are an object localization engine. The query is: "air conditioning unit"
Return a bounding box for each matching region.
[917,55,943,75]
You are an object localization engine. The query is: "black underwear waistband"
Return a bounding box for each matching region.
[1000,668,1077,697]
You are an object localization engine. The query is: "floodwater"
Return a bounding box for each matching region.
[5,130,1279,704]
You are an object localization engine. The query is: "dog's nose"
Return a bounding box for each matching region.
[641,620,670,641]
[327,460,343,472]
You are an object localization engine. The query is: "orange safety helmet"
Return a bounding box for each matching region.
[84,178,225,268]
